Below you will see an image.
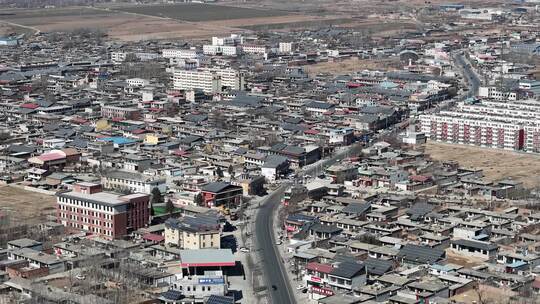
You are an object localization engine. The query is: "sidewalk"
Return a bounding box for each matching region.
[272,201,314,304]
[227,194,269,304]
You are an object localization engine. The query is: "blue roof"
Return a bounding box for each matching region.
[380,81,399,89]
[507,261,527,268]
[432,264,454,272]
[98,137,136,145]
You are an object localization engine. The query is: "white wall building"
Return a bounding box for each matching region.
[173,67,244,93]
[242,45,267,55]
[420,99,540,152]
[202,45,239,56]
[126,78,150,87]
[162,48,201,59]
[478,86,517,101]
[111,52,127,64]
[279,42,293,54]
[212,34,243,46]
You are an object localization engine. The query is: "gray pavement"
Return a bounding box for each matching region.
[253,142,367,304]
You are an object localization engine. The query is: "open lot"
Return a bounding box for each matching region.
[116,3,286,22]
[0,7,233,41]
[424,141,540,188]
[0,5,313,41]
[304,57,400,76]
[0,4,418,41]
[0,185,56,225]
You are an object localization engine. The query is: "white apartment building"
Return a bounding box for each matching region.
[420,99,540,152]
[101,170,167,194]
[203,45,220,56]
[110,51,158,63]
[126,78,150,87]
[202,45,239,56]
[173,67,244,93]
[279,42,293,54]
[111,52,127,64]
[220,46,239,56]
[162,48,201,59]
[242,45,267,55]
[478,86,517,101]
[211,34,243,46]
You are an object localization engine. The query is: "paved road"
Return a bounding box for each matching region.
[255,184,292,304]
[254,142,366,304]
[454,52,481,98]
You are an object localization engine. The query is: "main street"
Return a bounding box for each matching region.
[254,142,366,304]
[453,51,481,98]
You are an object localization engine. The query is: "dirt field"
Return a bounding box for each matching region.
[424,141,540,188]
[304,57,400,76]
[451,284,517,304]
[0,186,56,225]
[446,249,485,268]
[116,3,285,22]
[0,5,318,41]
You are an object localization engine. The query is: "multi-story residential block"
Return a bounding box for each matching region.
[162,48,201,59]
[110,51,127,63]
[202,45,239,56]
[478,86,517,100]
[164,214,221,249]
[420,100,540,152]
[279,42,293,54]
[211,34,243,46]
[242,45,267,55]
[126,78,150,87]
[56,182,151,239]
[200,182,243,208]
[101,170,167,194]
[173,67,244,93]
[101,105,141,120]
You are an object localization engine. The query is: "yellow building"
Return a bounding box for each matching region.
[164,215,221,250]
[144,134,168,145]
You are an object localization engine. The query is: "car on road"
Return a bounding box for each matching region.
[272,285,277,291]
[239,247,250,253]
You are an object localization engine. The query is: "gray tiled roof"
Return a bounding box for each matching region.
[398,244,445,264]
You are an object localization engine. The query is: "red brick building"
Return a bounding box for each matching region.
[101,105,141,120]
[6,261,49,279]
[56,182,150,239]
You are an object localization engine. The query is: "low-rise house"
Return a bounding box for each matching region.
[8,248,64,274]
[449,239,498,261]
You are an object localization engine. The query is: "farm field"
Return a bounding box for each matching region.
[424,141,540,188]
[116,3,286,22]
[0,185,56,225]
[0,4,312,41]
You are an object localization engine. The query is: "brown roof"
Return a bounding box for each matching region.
[62,148,80,157]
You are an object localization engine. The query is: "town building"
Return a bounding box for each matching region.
[56,182,151,239]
